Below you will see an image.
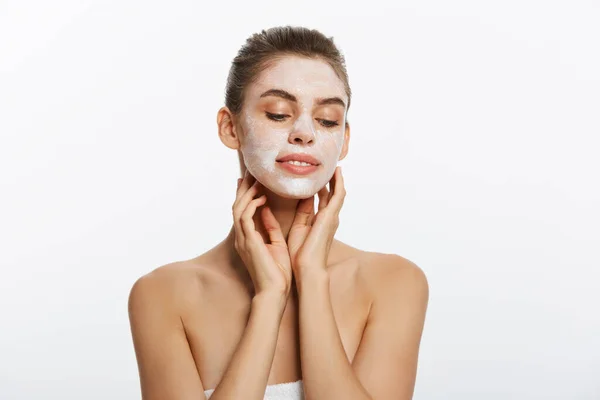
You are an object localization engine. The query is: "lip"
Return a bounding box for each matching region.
[276,153,321,176]
[276,153,321,165]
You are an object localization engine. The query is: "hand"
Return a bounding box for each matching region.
[287,167,346,278]
[233,171,293,298]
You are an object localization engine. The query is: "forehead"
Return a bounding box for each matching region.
[248,56,347,102]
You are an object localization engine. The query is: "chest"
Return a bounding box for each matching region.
[185,272,370,391]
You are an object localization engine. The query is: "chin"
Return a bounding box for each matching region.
[247,166,327,200]
[256,177,322,200]
[277,192,315,200]
[266,184,318,200]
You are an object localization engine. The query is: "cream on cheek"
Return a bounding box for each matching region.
[241,110,345,199]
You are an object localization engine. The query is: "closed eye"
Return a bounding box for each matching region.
[317,119,339,128]
[265,112,289,122]
[265,112,340,129]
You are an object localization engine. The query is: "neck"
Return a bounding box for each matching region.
[261,189,303,240]
[224,188,305,275]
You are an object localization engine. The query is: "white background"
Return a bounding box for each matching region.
[1,0,599,399]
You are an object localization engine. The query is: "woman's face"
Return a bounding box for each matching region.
[238,56,348,199]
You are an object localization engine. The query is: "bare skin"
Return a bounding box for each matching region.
[128,55,429,400]
[129,229,427,399]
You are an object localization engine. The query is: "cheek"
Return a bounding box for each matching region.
[241,126,291,174]
[245,133,278,152]
[315,130,345,161]
[243,119,288,153]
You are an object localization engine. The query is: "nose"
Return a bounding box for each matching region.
[289,116,316,146]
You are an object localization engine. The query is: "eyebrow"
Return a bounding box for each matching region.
[259,88,346,108]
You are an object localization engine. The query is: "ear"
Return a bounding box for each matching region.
[338,120,351,161]
[217,106,241,150]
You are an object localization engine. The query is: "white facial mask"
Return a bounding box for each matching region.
[241,110,345,199]
[238,57,348,199]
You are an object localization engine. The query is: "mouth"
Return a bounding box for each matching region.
[276,153,321,175]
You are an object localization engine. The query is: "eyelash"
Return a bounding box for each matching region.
[265,112,339,128]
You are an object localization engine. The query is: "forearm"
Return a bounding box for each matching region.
[209,291,286,400]
[297,271,372,400]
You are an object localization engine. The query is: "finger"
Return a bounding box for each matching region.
[234,180,261,212]
[233,180,261,242]
[236,169,255,198]
[233,177,246,247]
[292,196,314,227]
[307,197,316,226]
[317,186,329,212]
[328,167,337,202]
[327,167,346,212]
[241,195,267,236]
[261,206,286,247]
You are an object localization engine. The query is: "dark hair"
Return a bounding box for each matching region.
[225,25,352,116]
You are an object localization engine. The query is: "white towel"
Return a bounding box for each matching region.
[204,380,304,399]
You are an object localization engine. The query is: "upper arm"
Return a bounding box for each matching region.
[128,269,205,400]
[351,256,429,400]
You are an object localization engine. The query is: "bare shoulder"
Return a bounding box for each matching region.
[127,254,227,316]
[338,244,429,309]
[330,240,428,302]
[363,252,427,291]
[127,256,227,398]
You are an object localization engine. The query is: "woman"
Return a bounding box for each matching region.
[128,25,429,400]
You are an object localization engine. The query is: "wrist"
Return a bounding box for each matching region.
[295,268,329,294]
[252,289,288,312]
